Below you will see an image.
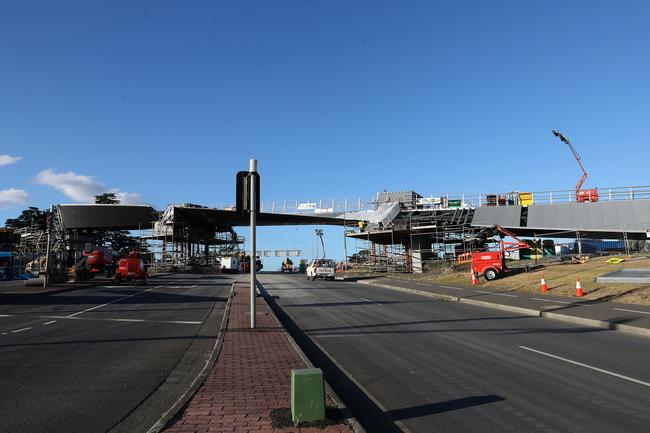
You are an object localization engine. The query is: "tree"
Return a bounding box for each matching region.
[94,193,119,204]
[5,207,49,230]
[93,193,146,252]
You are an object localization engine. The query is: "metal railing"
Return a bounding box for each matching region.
[209,185,650,215]
[211,198,371,215]
[418,185,650,209]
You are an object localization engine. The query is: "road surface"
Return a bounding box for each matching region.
[260,273,650,433]
[0,273,233,433]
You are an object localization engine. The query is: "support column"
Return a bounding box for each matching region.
[411,235,432,274]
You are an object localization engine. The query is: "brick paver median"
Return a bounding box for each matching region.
[165,283,354,433]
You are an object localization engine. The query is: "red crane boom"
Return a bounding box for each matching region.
[551,130,598,202]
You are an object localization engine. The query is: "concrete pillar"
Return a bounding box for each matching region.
[411,235,432,274]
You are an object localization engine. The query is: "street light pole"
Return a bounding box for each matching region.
[249,159,257,329]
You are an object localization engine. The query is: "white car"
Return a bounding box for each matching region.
[306,259,336,281]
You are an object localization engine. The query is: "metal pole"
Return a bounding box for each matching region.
[249,159,257,329]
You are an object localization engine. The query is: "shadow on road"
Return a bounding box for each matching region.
[391,395,505,420]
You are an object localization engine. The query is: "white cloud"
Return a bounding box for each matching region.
[0,188,28,208]
[35,169,143,204]
[0,154,22,166]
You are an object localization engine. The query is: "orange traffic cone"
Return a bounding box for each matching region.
[575,277,584,297]
[540,274,549,293]
[471,270,478,285]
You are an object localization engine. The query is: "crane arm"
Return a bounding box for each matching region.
[494,225,529,251]
[551,130,588,192]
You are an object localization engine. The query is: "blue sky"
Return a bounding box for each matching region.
[1,1,649,268]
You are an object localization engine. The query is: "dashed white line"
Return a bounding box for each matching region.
[440,285,464,291]
[42,320,57,325]
[11,327,32,333]
[360,297,381,305]
[614,308,650,315]
[531,297,571,304]
[0,314,12,317]
[519,346,650,388]
[477,290,518,297]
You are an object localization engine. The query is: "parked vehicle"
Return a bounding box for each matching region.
[306,259,336,281]
[115,252,147,285]
[84,247,113,274]
[219,256,240,273]
[281,258,294,272]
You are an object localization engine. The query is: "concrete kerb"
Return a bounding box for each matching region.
[359,279,650,339]
[137,282,236,433]
[458,298,540,317]
[256,280,367,433]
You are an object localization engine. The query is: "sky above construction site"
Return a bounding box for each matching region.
[1,0,650,262]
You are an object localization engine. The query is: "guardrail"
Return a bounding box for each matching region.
[210,185,650,215]
[416,185,650,209]
[211,198,371,215]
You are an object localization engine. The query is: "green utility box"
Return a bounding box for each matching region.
[291,368,325,424]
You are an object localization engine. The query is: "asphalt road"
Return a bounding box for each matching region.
[0,273,233,433]
[259,273,650,433]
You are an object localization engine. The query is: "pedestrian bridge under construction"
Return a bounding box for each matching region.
[343,186,650,273]
[17,185,650,276]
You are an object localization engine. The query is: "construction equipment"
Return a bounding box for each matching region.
[114,251,147,285]
[551,130,598,202]
[470,225,530,280]
[281,257,294,272]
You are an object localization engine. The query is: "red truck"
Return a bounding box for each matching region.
[470,225,529,281]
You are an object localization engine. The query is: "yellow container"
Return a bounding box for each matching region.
[519,192,533,206]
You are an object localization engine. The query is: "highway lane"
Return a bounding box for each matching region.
[0,273,233,433]
[260,273,650,433]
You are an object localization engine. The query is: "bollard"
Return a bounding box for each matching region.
[291,368,325,424]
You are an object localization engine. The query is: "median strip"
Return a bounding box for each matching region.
[163,282,356,433]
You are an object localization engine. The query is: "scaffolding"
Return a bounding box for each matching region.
[142,210,244,272]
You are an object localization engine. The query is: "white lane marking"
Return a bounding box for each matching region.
[614,308,650,315]
[532,297,571,304]
[477,290,518,297]
[359,297,381,305]
[11,327,32,333]
[531,297,591,307]
[66,285,163,318]
[519,346,650,388]
[0,314,13,317]
[43,320,57,325]
[440,285,464,291]
[39,314,201,325]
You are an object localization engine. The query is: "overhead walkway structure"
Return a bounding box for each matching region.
[342,186,650,273]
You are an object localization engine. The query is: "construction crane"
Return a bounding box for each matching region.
[551,130,598,203]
